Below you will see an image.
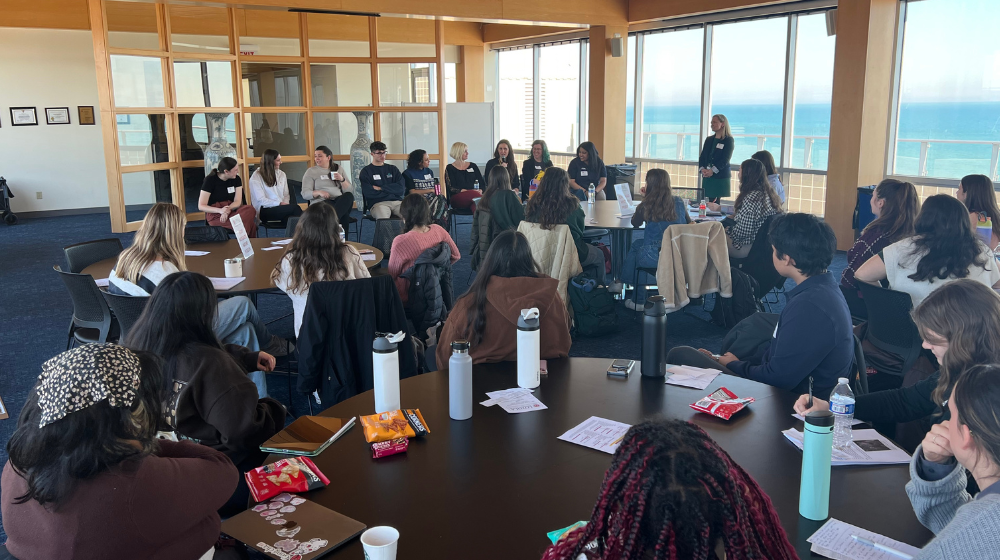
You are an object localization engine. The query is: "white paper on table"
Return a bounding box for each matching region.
[94,278,110,288]
[362,253,376,261]
[209,276,245,291]
[807,518,920,560]
[782,428,911,466]
[479,388,546,413]
[793,413,864,426]
[260,246,284,251]
[184,250,210,256]
[664,365,721,389]
[557,416,632,454]
[270,239,293,246]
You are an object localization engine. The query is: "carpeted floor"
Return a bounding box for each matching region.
[0,209,847,539]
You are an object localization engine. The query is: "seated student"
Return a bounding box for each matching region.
[667,213,853,397]
[388,194,460,306]
[621,168,690,310]
[2,344,237,560]
[717,158,783,258]
[520,139,553,200]
[198,156,256,237]
[249,148,303,226]
[445,141,485,213]
[540,419,797,560]
[272,202,371,338]
[567,141,608,202]
[108,203,289,396]
[471,166,525,270]
[303,145,354,226]
[124,272,284,516]
[905,364,1000,560]
[359,141,406,219]
[957,173,1000,252]
[524,167,607,286]
[436,230,569,369]
[795,279,1000,443]
[483,139,519,193]
[855,194,1000,308]
[751,150,785,205]
[841,179,920,291]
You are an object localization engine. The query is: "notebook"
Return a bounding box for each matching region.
[259,416,356,457]
[222,494,366,560]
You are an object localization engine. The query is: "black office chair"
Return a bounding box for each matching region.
[371,218,404,260]
[54,265,117,349]
[285,216,300,239]
[857,282,923,378]
[448,207,474,241]
[840,284,868,324]
[102,292,149,340]
[730,215,784,310]
[63,238,123,273]
[850,333,870,396]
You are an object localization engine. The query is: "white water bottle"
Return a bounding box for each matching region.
[372,332,405,413]
[517,308,541,389]
[829,377,856,450]
[449,340,472,420]
[588,183,596,204]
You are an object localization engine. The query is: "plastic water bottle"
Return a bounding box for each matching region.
[517,308,541,389]
[830,377,855,450]
[698,198,707,218]
[434,180,441,196]
[449,340,472,420]
[587,183,596,204]
[372,333,402,414]
[474,180,480,191]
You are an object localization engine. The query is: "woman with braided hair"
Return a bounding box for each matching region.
[541,419,796,560]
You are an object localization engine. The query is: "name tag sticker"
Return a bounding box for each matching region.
[424,174,432,180]
[227,186,236,193]
[373,174,381,180]
[717,143,725,149]
[467,168,475,172]
[320,175,328,180]
[580,170,588,176]
[535,165,542,170]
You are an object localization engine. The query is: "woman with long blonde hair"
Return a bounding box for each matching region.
[698,113,735,203]
[108,202,290,397]
[444,141,485,213]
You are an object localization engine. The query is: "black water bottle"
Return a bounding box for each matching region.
[641,295,668,377]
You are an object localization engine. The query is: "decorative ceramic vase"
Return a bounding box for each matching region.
[351,111,374,212]
[204,113,237,175]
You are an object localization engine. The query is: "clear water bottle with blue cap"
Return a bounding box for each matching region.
[830,377,855,450]
[587,183,596,204]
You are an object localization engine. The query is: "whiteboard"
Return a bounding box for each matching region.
[445,102,495,167]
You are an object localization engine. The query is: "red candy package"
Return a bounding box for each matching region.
[245,457,330,502]
[371,437,409,459]
[689,387,755,420]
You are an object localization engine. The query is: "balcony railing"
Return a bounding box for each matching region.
[895,138,1000,181]
[627,130,829,169]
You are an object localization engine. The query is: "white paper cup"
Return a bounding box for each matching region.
[224,258,242,278]
[361,526,399,560]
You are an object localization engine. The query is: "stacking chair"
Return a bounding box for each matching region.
[730,215,784,310]
[54,265,117,349]
[285,216,300,239]
[371,218,404,260]
[63,238,123,273]
[850,333,870,396]
[857,282,924,378]
[448,207,474,241]
[102,292,149,341]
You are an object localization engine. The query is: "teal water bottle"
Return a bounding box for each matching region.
[799,410,834,520]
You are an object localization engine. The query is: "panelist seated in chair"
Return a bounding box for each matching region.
[198,156,257,238]
[249,148,303,226]
[303,145,354,227]
[435,230,570,369]
[360,141,406,219]
[667,213,853,397]
[272,203,370,338]
[388,194,460,308]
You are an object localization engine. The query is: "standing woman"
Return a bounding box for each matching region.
[444,141,485,213]
[699,114,735,203]
[567,141,608,202]
[198,156,257,237]
[483,139,519,193]
[249,148,302,226]
[302,145,354,226]
[520,139,553,200]
[957,174,1000,252]
[723,158,783,258]
[751,150,785,205]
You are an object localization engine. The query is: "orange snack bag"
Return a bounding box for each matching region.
[359,409,430,443]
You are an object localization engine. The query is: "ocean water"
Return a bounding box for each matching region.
[625,102,1000,180]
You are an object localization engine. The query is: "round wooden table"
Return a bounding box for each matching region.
[81,238,383,295]
[278,358,931,559]
[583,201,640,282]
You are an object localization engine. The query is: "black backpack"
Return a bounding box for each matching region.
[568,274,618,337]
[184,225,230,244]
[710,268,763,329]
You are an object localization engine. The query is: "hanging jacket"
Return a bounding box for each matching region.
[401,243,454,336]
[516,222,583,312]
[297,275,417,407]
[470,208,494,271]
[655,221,733,312]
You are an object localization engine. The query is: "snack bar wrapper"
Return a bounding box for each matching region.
[359,409,430,443]
[689,387,755,420]
[245,457,330,502]
[371,437,409,459]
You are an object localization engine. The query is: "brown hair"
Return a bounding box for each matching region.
[259,149,279,187]
[911,279,1000,406]
[479,165,512,213]
[865,179,920,244]
[270,203,352,293]
[751,150,777,176]
[525,167,579,230]
[952,364,1000,475]
[492,139,519,186]
[401,193,432,233]
[734,159,782,213]
[639,168,678,223]
[116,202,187,284]
[961,174,1000,243]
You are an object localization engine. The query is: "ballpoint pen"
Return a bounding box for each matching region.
[807,376,814,409]
[851,535,913,559]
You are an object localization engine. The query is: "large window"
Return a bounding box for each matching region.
[625,35,635,157]
[497,48,534,150]
[538,43,580,153]
[892,0,1000,180]
[641,28,704,161]
[790,13,835,171]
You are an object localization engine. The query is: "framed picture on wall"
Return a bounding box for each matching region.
[78,106,96,125]
[45,107,71,125]
[10,107,38,126]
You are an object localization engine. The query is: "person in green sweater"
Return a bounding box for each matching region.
[471,166,525,270]
[524,167,606,285]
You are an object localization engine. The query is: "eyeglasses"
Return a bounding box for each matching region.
[372,150,387,155]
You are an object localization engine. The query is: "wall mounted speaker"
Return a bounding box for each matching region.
[610,37,624,58]
[826,10,837,36]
